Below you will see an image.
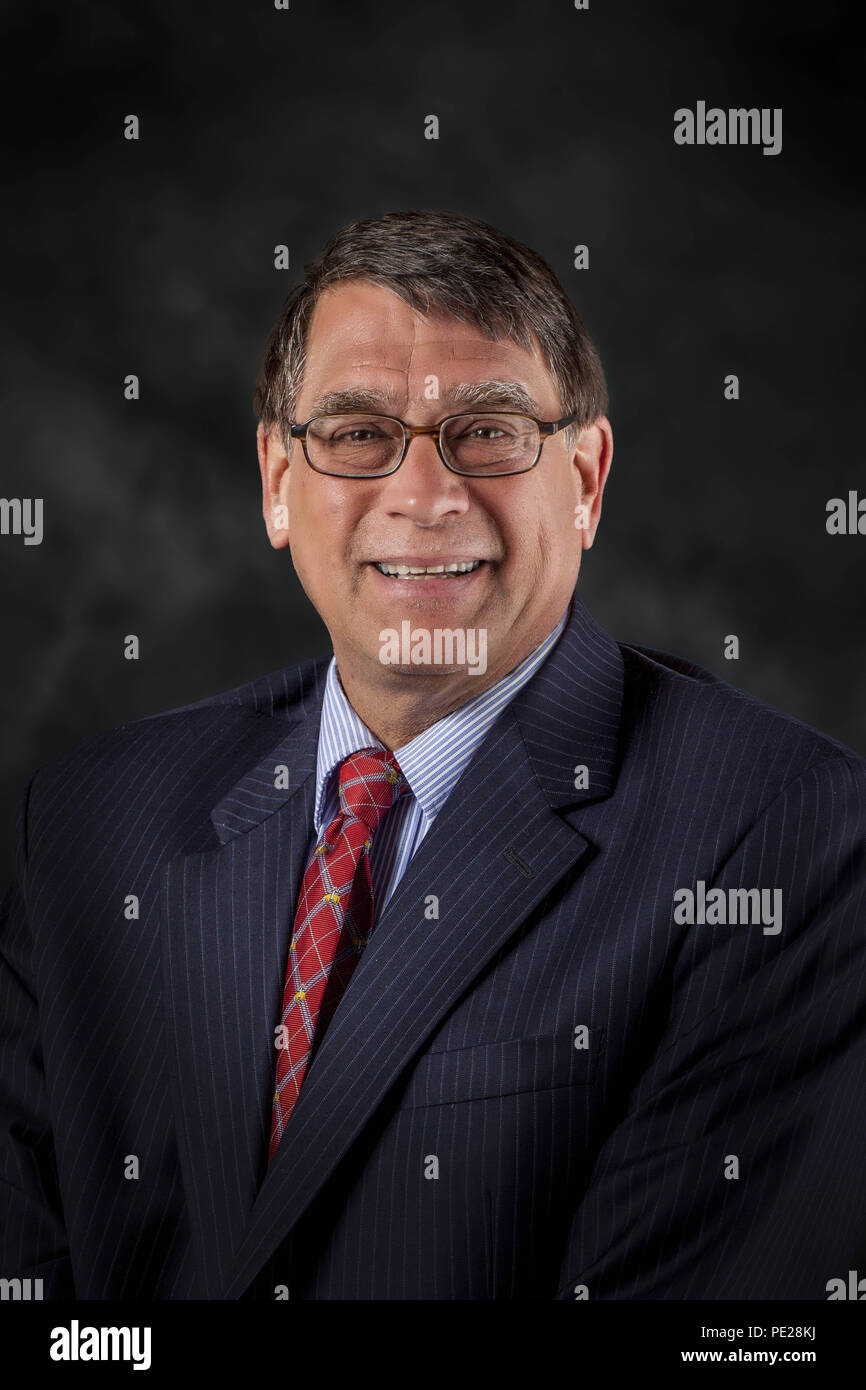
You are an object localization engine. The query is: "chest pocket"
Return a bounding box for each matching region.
[393,1027,604,1109]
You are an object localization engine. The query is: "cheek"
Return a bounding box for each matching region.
[541,471,583,551]
[288,474,362,578]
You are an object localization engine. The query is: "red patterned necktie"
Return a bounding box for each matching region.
[268,746,406,1163]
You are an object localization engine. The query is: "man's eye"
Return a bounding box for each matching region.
[459,424,510,441]
[332,428,380,443]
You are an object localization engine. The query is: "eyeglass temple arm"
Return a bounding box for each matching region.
[540,412,580,436]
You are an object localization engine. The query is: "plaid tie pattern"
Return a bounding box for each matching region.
[268,747,406,1163]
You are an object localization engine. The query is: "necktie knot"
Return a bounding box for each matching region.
[337,747,405,832]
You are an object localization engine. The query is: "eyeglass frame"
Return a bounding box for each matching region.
[287,409,581,478]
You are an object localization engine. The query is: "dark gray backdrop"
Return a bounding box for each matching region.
[1,0,862,884]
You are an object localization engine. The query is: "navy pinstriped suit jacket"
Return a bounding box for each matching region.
[2,592,865,1300]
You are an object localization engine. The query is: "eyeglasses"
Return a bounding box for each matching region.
[288,410,579,478]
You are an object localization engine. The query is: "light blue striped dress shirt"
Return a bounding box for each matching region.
[311,604,570,921]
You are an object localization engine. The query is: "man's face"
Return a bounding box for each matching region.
[258,279,612,693]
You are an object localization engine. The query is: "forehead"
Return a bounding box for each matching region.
[299,279,558,405]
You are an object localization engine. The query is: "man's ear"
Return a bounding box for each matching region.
[572,415,613,550]
[257,420,291,549]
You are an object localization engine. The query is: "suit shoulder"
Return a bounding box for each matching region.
[617,639,866,791]
[23,655,329,805]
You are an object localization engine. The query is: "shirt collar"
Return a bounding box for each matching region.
[313,606,570,831]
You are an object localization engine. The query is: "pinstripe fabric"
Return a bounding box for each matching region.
[1,591,865,1300]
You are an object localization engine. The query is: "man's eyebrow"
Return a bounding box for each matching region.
[307,380,541,417]
[308,386,402,415]
[444,380,540,414]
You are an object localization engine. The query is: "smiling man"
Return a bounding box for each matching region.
[1,210,865,1302]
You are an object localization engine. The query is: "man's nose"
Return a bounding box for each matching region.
[378,430,470,518]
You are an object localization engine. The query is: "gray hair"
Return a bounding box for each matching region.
[253,209,608,452]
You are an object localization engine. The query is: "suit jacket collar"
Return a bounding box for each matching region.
[210,591,623,844]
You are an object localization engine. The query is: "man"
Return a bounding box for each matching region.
[1,210,864,1301]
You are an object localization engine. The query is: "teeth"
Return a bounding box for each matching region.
[375,560,481,577]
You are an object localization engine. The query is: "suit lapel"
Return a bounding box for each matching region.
[160,703,323,1297]
[219,594,625,1298]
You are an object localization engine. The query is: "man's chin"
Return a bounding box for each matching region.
[376,662,474,678]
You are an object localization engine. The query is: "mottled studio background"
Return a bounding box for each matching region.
[1,0,862,883]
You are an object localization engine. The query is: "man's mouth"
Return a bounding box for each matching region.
[371,559,485,579]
